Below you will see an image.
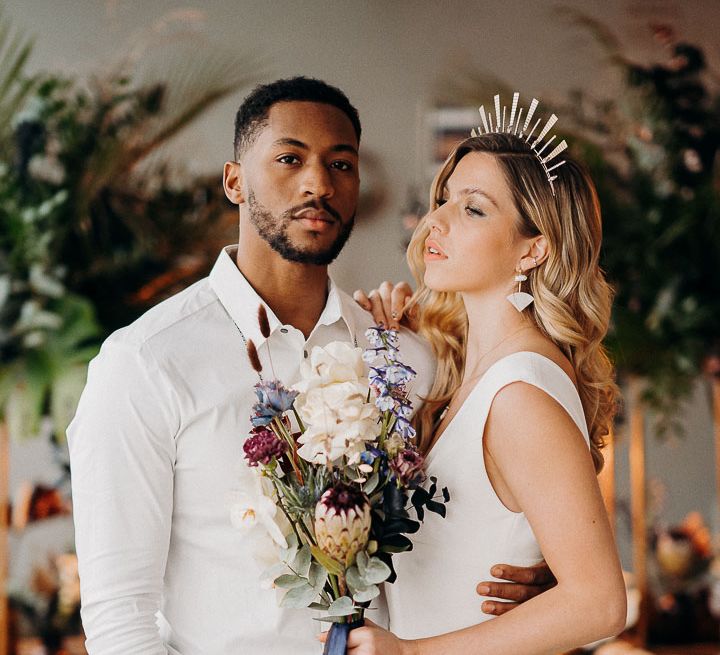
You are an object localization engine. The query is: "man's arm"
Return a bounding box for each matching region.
[68,337,179,654]
[477,561,557,616]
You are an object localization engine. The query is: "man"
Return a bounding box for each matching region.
[68,77,553,654]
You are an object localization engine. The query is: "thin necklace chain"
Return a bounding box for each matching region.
[438,324,535,422]
[220,302,360,382]
[220,303,264,381]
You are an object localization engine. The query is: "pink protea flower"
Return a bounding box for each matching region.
[243,427,287,467]
[389,447,425,486]
[314,483,371,566]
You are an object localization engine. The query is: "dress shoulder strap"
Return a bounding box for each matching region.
[478,351,591,446]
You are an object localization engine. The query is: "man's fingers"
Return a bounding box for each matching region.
[481,600,518,616]
[490,562,556,586]
[477,580,541,603]
[353,289,372,311]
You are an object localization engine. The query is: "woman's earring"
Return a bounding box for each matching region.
[506,264,534,312]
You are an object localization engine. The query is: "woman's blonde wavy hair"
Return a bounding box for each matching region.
[408,133,618,473]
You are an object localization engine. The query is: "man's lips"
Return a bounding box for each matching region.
[293,208,335,223]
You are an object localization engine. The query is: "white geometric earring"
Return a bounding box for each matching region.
[506,258,536,312]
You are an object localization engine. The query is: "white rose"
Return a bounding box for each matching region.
[293,341,367,393]
[295,382,379,465]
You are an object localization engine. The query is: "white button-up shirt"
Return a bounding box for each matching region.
[68,246,435,654]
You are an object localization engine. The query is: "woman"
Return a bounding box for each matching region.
[323,126,626,653]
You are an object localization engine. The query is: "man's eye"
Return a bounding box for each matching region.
[331,161,353,171]
[278,155,300,164]
[465,205,485,217]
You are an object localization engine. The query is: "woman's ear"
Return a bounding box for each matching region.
[519,236,548,272]
[223,161,245,205]
[530,235,548,265]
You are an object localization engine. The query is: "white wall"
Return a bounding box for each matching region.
[6,0,720,572]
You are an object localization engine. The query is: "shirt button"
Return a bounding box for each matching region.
[304,350,308,358]
[280,328,288,333]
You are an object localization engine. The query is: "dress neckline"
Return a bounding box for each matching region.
[423,350,577,465]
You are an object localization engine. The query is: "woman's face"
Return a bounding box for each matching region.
[423,151,531,296]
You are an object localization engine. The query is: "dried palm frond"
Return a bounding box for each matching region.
[0,3,37,150]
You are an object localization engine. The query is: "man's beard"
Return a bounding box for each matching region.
[247,191,355,265]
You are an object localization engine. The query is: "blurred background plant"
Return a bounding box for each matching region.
[8,552,81,654]
[432,9,720,436]
[0,3,257,442]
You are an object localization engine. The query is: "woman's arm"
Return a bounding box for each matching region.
[339,381,626,655]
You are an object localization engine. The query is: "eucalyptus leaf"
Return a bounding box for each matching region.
[355,550,369,577]
[352,583,380,603]
[273,574,308,590]
[279,583,318,609]
[313,616,345,623]
[363,557,391,584]
[363,472,379,494]
[345,565,364,592]
[293,544,312,578]
[309,562,328,593]
[327,596,355,616]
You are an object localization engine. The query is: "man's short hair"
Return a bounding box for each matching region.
[233,76,361,158]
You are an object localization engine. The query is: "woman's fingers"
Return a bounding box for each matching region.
[367,289,389,327]
[354,282,414,330]
[353,289,372,312]
[390,282,413,329]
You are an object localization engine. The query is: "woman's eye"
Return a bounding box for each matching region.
[465,205,485,217]
[278,155,300,165]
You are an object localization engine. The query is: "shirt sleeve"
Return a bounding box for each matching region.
[68,335,180,654]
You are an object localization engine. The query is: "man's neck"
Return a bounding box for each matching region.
[235,234,329,340]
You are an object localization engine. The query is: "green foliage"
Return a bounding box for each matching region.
[438,17,720,434]
[560,19,720,432]
[0,8,259,439]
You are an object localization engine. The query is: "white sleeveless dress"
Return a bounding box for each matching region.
[385,351,591,639]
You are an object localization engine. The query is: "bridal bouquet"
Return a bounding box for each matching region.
[233,308,448,654]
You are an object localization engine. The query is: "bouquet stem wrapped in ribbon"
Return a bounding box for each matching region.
[233,311,449,654]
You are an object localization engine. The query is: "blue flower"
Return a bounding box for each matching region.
[250,380,298,427]
[385,363,416,385]
[375,394,396,412]
[392,399,413,419]
[393,416,416,440]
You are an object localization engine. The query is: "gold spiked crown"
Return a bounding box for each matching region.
[470,92,567,196]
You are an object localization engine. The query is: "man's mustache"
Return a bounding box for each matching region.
[289,200,343,223]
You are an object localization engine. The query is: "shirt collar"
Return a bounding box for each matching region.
[208,245,356,346]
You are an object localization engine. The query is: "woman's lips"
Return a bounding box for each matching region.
[424,238,447,260]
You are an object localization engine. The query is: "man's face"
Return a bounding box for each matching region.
[237,101,360,265]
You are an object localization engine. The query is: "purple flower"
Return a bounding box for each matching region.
[390,447,425,486]
[251,380,298,427]
[243,427,287,467]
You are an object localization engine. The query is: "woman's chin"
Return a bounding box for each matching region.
[423,271,459,294]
